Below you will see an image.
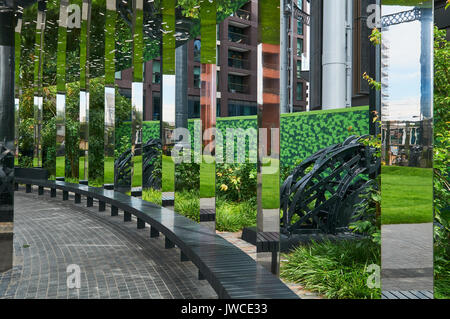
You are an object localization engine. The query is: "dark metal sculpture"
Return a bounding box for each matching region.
[114,138,161,190]
[280,135,380,235]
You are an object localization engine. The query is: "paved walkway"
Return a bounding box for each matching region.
[0,190,217,299]
[381,223,434,292]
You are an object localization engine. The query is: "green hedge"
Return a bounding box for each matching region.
[117,106,369,169]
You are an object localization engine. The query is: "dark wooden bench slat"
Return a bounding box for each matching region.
[16,177,298,299]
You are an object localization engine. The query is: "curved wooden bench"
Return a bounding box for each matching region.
[15,178,299,299]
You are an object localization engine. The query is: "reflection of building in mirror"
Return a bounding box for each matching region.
[381,119,433,168]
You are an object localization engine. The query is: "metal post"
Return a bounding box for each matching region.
[0,6,15,272]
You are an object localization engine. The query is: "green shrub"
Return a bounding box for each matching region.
[216,198,257,232]
[280,239,381,299]
[216,163,256,202]
[433,26,450,299]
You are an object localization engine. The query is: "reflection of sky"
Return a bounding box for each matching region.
[162,74,176,125]
[382,5,421,121]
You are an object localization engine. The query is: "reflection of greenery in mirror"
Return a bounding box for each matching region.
[381,166,433,224]
[88,2,105,186]
[104,0,116,185]
[131,0,144,190]
[161,0,176,200]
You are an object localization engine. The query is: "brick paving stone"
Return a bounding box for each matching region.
[0,190,217,299]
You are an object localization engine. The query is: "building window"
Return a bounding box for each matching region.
[297,21,303,35]
[297,60,302,78]
[194,66,201,88]
[297,0,303,9]
[153,94,161,120]
[188,97,200,118]
[152,61,161,84]
[217,99,221,117]
[115,71,122,80]
[217,71,220,90]
[296,82,303,101]
[297,38,303,56]
[228,75,247,94]
[194,39,201,63]
[228,100,257,116]
[228,25,248,45]
[228,50,247,69]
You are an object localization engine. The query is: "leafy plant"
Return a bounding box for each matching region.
[280,239,381,299]
[349,178,381,245]
[216,163,256,202]
[433,26,450,299]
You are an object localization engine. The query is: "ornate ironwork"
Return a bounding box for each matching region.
[115,138,161,190]
[381,7,422,28]
[284,1,310,26]
[0,142,14,197]
[280,136,380,235]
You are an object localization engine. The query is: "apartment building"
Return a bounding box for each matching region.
[115,0,309,121]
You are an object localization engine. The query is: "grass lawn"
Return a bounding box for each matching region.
[142,188,257,232]
[280,240,381,299]
[381,165,433,225]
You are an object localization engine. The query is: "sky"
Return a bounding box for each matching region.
[381,5,424,122]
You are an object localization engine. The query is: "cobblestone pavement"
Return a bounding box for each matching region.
[0,189,217,299]
[381,223,434,292]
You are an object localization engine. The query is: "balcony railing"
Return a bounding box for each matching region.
[228,82,248,94]
[228,31,249,45]
[228,57,249,69]
[230,9,251,21]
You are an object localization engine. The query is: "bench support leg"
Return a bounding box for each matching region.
[87,197,93,207]
[124,212,131,222]
[25,184,31,193]
[180,251,189,262]
[14,183,18,191]
[165,237,175,249]
[62,191,69,201]
[99,201,106,212]
[38,186,44,195]
[50,188,56,197]
[150,226,159,238]
[198,270,205,281]
[111,206,118,216]
[137,218,145,229]
[74,193,81,204]
[271,250,279,275]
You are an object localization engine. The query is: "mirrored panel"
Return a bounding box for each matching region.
[14,13,22,162]
[256,0,281,275]
[380,0,434,294]
[33,1,45,168]
[79,0,91,182]
[55,0,69,178]
[161,0,176,207]
[199,0,217,231]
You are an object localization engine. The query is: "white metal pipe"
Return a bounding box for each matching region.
[322,0,347,109]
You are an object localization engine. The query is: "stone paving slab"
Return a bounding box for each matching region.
[381,223,433,292]
[0,189,217,299]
